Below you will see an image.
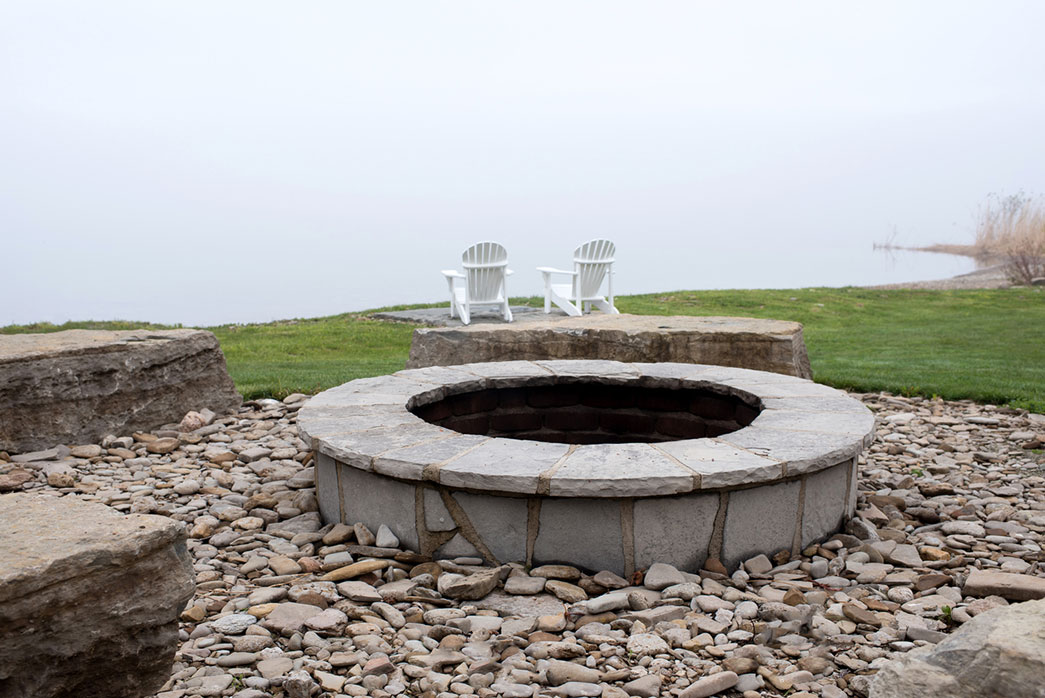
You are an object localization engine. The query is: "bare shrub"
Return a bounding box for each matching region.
[974,193,1045,285]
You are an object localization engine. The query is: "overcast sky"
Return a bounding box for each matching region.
[3,2,1044,326]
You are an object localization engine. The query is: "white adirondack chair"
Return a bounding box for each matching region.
[442,241,514,325]
[537,238,620,316]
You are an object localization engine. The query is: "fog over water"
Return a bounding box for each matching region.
[3,2,1044,327]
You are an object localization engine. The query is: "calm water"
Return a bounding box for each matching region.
[3,240,981,328]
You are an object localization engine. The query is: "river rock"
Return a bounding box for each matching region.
[680,671,739,698]
[0,329,241,453]
[870,598,1045,698]
[439,568,503,600]
[0,493,194,698]
[963,569,1045,601]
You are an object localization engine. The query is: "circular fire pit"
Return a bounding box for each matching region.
[299,360,875,574]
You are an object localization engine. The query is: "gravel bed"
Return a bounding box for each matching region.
[1,392,1043,698]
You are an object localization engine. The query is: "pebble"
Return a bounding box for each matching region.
[5,392,1041,698]
[545,580,587,603]
[681,671,739,697]
[375,523,399,548]
[622,673,662,697]
[531,564,581,581]
[643,562,685,590]
[211,613,257,635]
[505,575,547,595]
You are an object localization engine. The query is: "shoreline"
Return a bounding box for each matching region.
[867,262,1012,290]
[866,244,1013,290]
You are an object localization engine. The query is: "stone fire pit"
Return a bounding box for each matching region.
[298,360,874,575]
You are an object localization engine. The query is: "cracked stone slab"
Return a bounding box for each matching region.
[534,359,642,382]
[630,362,724,383]
[316,423,454,469]
[373,434,490,480]
[548,443,695,497]
[436,439,570,494]
[723,379,846,399]
[444,360,555,387]
[761,395,879,413]
[752,407,877,436]
[397,366,486,391]
[719,427,869,477]
[305,375,439,409]
[296,405,421,446]
[654,439,785,488]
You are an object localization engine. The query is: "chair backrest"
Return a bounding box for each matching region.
[461,241,509,302]
[573,238,615,298]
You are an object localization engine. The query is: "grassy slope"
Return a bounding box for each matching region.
[617,288,1045,411]
[210,315,418,399]
[4,288,1043,411]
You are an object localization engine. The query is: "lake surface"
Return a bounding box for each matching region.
[3,240,981,328]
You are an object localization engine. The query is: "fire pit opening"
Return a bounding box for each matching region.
[410,380,761,444]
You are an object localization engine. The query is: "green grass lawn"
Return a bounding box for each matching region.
[617,288,1045,412]
[5,287,1043,411]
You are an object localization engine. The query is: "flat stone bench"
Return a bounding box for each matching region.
[405,314,813,379]
[299,360,874,575]
[0,494,195,698]
[0,329,241,453]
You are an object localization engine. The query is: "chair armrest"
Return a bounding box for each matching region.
[536,266,576,276]
[505,269,514,276]
[441,270,465,279]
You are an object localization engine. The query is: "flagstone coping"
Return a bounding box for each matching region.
[299,360,874,498]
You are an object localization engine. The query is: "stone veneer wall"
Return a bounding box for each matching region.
[315,451,858,575]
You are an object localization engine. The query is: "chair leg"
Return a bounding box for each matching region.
[551,293,582,317]
[446,282,457,318]
[503,300,513,323]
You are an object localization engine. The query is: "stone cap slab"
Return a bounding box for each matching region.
[405,313,813,379]
[0,328,215,363]
[299,361,874,497]
[0,493,188,603]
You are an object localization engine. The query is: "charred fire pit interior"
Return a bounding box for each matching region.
[409,381,761,444]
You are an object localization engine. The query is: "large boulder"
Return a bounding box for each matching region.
[870,598,1045,698]
[405,314,812,379]
[0,494,195,698]
[0,329,241,453]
